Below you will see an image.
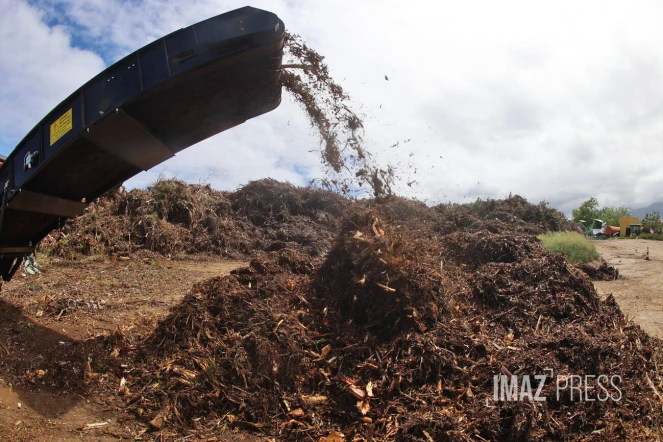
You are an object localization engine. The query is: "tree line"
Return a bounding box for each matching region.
[572,197,662,233]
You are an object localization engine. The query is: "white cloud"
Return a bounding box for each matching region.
[3,0,663,216]
[0,0,105,147]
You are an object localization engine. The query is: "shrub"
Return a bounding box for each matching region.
[639,233,663,241]
[537,232,600,264]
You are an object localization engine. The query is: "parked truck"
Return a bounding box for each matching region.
[579,219,620,239]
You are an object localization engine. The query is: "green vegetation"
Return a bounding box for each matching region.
[639,233,663,241]
[642,210,662,234]
[572,197,629,227]
[537,232,600,264]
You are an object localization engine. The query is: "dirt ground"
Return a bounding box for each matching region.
[594,239,663,339]
[0,256,248,442]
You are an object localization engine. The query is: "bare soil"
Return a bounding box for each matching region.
[594,239,663,338]
[0,256,247,442]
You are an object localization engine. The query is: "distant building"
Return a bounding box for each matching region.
[619,216,640,237]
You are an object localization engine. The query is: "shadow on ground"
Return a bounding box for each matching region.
[0,299,100,418]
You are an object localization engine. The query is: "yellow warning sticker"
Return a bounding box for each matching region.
[50,108,73,146]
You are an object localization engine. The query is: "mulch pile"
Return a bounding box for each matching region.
[577,260,620,281]
[434,195,576,235]
[42,178,347,260]
[102,197,663,441]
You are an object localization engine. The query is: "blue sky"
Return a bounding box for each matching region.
[2,0,663,215]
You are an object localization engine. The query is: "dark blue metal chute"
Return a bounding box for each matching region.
[0,6,285,281]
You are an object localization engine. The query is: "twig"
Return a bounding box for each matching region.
[83,422,109,429]
[376,283,396,292]
[0,342,9,355]
[645,373,663,403]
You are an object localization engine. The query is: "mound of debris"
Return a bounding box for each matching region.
[577,260,620,281]
[42,179,347,260]
[43,183,577,266]
[435,195,575,235]
[118,201,663,441]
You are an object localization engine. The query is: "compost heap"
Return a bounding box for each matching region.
[112,196,663,441]
[576,261,620,281]
[44,181,579,262]
[434,195,576,235]
[43,178,347,259]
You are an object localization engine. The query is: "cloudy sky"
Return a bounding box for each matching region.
[1,0,663,215]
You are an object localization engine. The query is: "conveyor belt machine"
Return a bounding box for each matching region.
[0,6,285,280]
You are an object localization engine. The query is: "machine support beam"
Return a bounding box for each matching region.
[6,190,87,218]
